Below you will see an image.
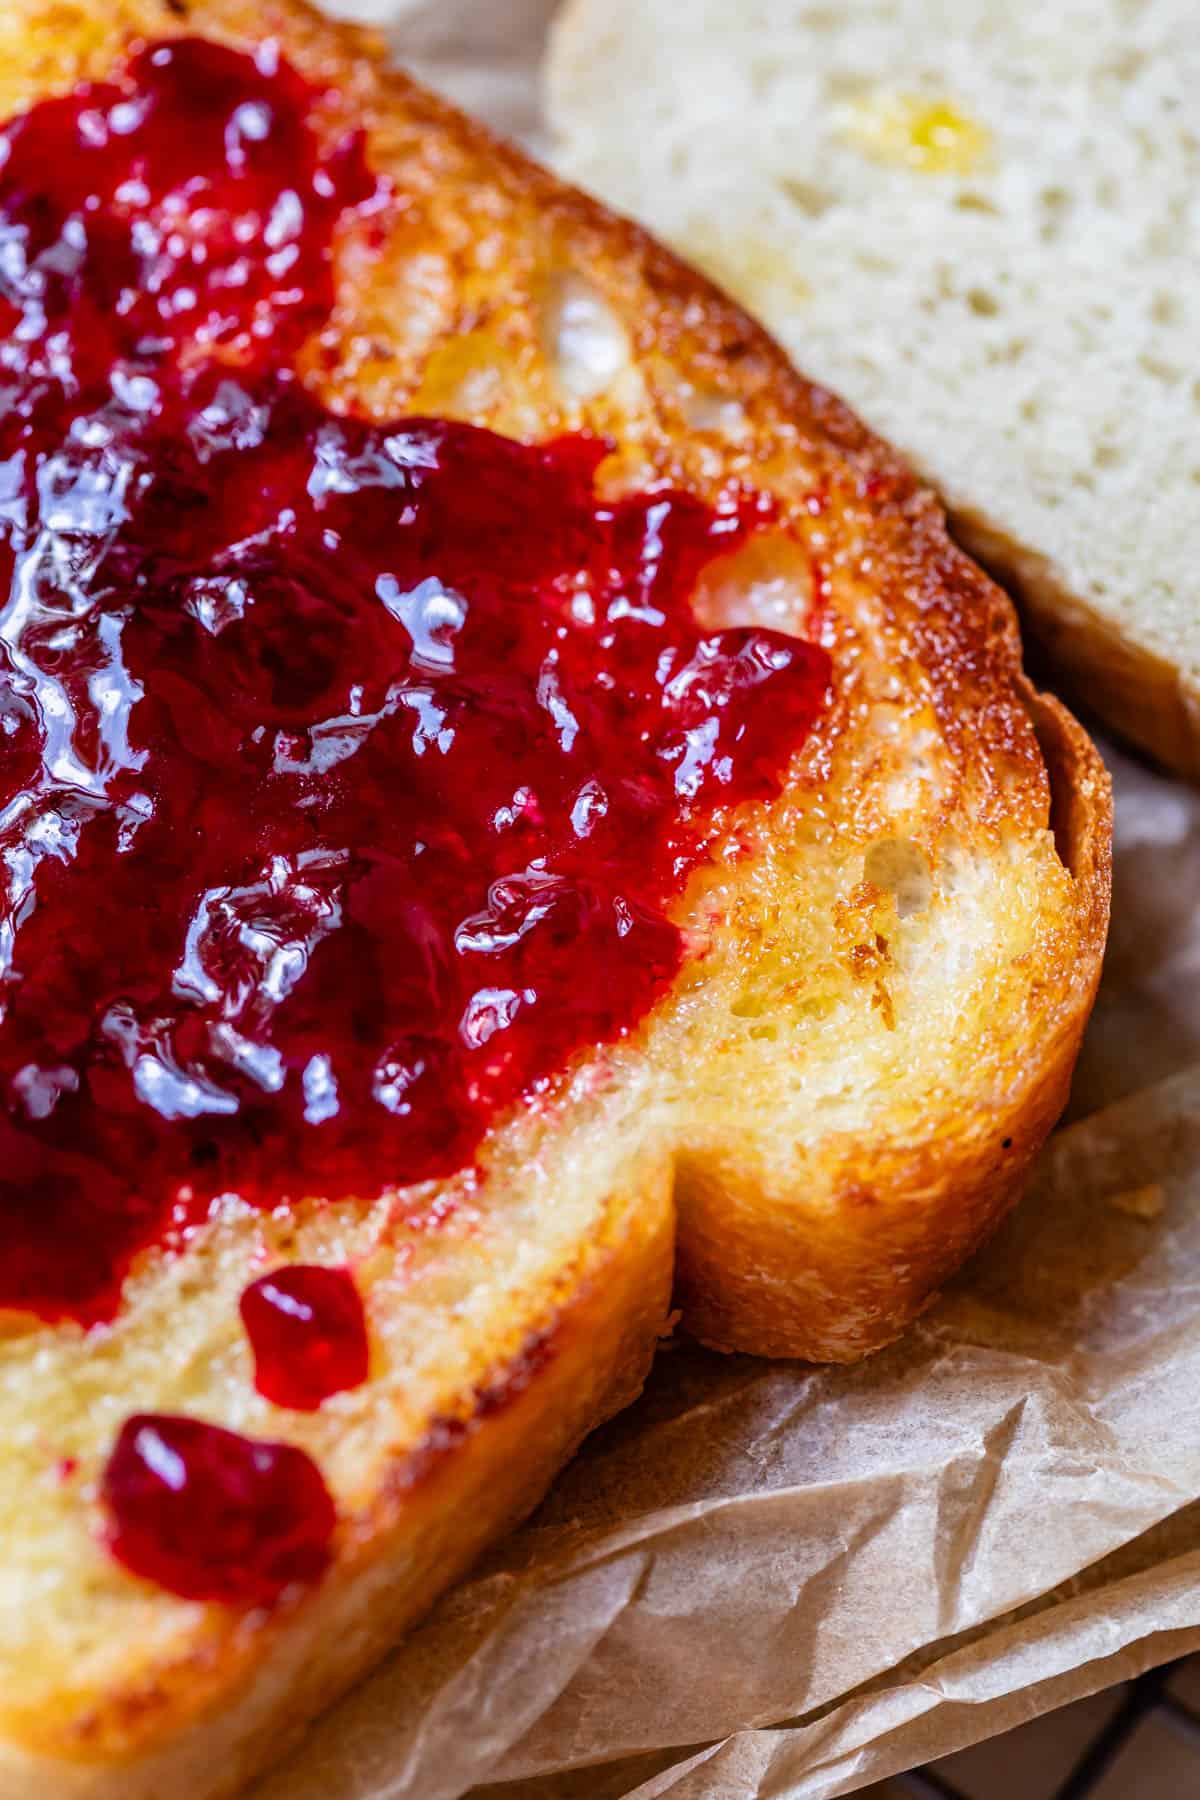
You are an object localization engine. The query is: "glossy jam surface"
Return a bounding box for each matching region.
[241,1264,369,1410]
[0,38,831,1330]
[102,1414,335,1603]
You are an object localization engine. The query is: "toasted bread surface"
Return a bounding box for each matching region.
[547,0,1200,779]
[0,2,1108,1794]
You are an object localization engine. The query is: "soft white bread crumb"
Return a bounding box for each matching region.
[547,0,1200,773]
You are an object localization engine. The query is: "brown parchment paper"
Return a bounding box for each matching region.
[251,8,1200,1794]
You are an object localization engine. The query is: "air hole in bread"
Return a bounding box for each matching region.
[691,532,814,634]
[748,1021,779,1041]
[730,991,767,1020]
[777,177,832,218]
[984,334,1030,366]
[540,271,631,402]
[678,386,748,437]
[863,837,933,918]
[1138,353,1182,385]
[955,191,999,215]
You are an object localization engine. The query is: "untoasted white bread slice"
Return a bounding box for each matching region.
[0,2,1108,1796]
[547,0,1200,779]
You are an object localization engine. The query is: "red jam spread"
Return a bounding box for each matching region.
[0,36,829,1330]
[240,1264,369,1409]
[103,1413,336,1602]
[0,37,830,1604]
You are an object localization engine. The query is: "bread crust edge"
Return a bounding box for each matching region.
[953,509,1200,783]
[0,1159,676,1795]
[674,679,1111,1362]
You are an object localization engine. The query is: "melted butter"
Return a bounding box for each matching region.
[841,92,990,175]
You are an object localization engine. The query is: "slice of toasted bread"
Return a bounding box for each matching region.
[546,0,1200,781]
[0,2,1109,1796]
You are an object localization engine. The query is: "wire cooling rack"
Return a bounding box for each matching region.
[893,1661,1200,1800]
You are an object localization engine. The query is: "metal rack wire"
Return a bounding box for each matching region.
[896,1661,1200,1800]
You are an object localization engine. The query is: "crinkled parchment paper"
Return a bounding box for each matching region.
[253,7,1200,1793]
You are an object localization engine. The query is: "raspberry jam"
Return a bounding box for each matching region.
[240,1265,369,1410]
[102,1414,336,1603]
[0,34,832,1338]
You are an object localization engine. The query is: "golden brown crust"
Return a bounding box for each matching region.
[953,508,1200,782]
[0,0,1112,1790]
[674,685,1111,1361]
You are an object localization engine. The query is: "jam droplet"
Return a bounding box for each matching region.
[101,1414,336,1604]
[240,1265,369,1410]
[0,38,832,1327]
